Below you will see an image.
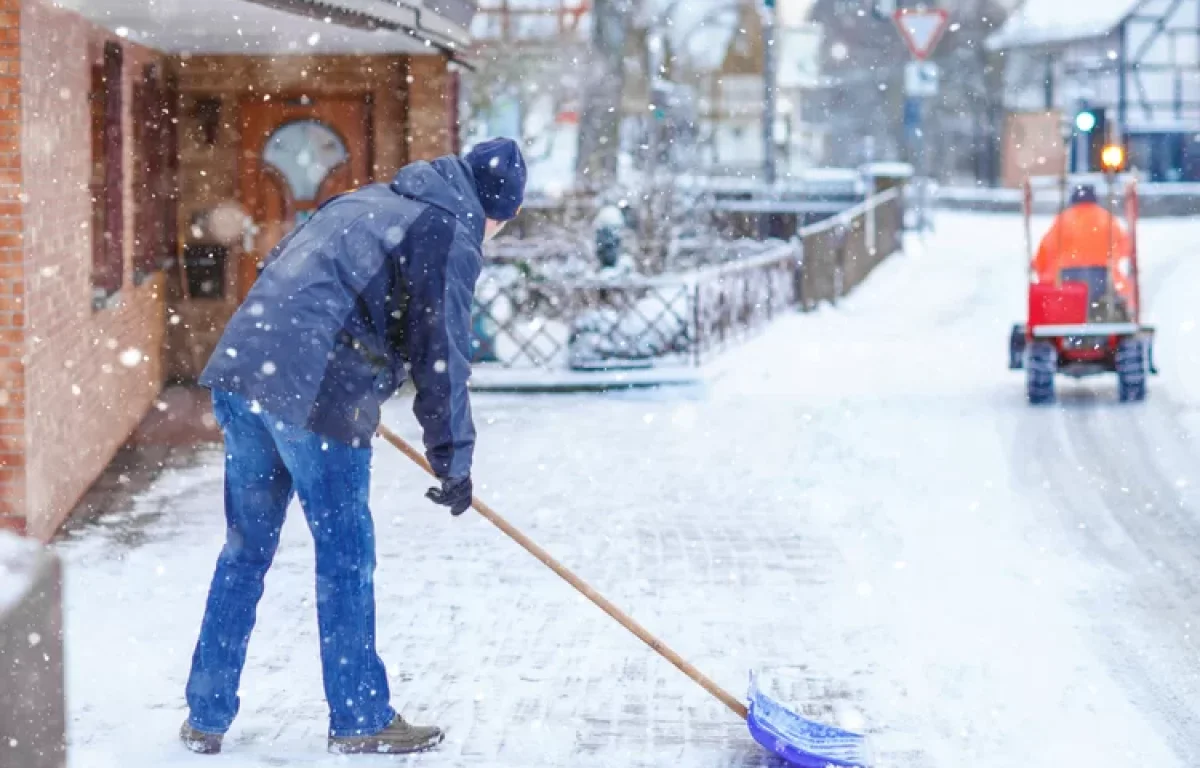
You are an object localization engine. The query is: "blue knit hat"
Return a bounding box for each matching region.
[465,138,527,222]
[1069,183,1098,207]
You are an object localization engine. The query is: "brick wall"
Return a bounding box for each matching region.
[0,0,23,534]
[407,55,452,162]
[18,0,165,539]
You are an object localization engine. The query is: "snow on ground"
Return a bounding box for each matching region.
[58,212,1200,767]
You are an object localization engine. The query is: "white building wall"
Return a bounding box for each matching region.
[1001,0,1200,132]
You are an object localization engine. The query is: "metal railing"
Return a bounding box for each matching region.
[797,187,903,309]
[470,187,903,372]
[471,270,701,370]
[690,246,801,364]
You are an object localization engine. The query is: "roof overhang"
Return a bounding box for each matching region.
[986,0,1138,52]
[260,0,475,51]
[986,25,1113,52]
[51,0,475,58]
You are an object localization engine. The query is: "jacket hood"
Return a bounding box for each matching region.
[390,156,486,242]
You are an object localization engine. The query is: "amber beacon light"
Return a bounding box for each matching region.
[1101,144,1126,173]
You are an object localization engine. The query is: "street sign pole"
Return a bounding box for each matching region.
[760,0,777,239]
[893,6,949,234]
[903,95,926,230]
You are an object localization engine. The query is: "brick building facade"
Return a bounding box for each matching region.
[1,0,472,539]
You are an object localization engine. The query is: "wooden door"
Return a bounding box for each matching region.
[238,95,371,301]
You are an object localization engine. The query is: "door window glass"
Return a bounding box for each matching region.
[262,119,348,201]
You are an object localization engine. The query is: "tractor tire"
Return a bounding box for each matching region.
[1009,325,1026,370]
[1117,337,1147,403]
[1025,341,1057,405]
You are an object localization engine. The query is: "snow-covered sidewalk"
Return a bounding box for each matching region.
[60,213,1200,767]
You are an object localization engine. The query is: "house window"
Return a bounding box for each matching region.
[132,62,178,284]
[91,42,124,307]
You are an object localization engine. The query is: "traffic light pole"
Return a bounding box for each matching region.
[762,0,777,187]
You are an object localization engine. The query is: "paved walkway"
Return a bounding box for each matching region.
[59,213,1200,768]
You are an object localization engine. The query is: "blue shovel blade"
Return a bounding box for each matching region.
[746,673,872,768]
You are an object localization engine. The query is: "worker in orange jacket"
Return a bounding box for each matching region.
[1032,184,1136,317]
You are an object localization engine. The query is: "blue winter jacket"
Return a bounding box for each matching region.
[199,156,484,480]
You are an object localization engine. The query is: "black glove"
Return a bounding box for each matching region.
[425,475,473,517]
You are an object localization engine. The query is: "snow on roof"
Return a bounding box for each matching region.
[53,0,470,55]
[664,0,739,71]
[777,24,822,89]
[861,162,914,179]
[987,0,1140,50]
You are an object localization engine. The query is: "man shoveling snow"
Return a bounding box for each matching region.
[179,138,526,755]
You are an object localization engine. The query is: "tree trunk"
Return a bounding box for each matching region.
[575,0,627,190]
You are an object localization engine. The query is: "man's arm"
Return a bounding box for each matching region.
[398,208,479,480]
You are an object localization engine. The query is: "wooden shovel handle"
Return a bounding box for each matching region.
[377,424,749,721]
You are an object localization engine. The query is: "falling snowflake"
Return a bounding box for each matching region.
[119,348,143,368]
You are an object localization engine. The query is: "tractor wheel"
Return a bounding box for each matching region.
[1025,341,1057,405]
[1009,325,1026,370]
[1117,337,1147,403]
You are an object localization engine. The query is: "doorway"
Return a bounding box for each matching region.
[238,94,372,301]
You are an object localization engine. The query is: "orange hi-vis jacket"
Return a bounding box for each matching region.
[1033,201,1134,306]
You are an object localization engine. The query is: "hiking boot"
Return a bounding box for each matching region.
[328,715,444,755]
[180,720,223,755]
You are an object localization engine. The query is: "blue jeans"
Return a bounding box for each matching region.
[186,390,395,738]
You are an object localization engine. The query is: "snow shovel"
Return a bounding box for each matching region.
[377,425,872,768]
[381,427,873,768]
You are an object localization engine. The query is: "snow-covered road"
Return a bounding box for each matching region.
[60,212,1200,768]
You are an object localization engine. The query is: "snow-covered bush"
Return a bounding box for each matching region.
[567,286,692,369]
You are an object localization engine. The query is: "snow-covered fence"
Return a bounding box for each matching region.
[690,246,801,364]
[470,187,902,376]
[0,533,65,768]
[472,267,701,370]
[796,187,903,309]
[472,242,801,373]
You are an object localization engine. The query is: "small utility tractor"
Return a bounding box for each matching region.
[1009,145,1157,404]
